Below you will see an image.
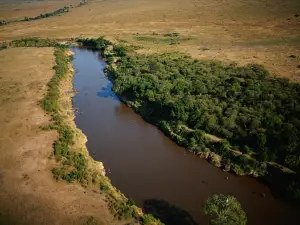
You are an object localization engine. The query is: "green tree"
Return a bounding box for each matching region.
[203,194,247,225]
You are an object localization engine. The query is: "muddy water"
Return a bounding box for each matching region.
[71,47,299,225]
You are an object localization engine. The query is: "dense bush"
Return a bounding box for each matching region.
[40,47,89,184]
[0,20,7,26]
[104,50,300,199]
[0,42,7,50]
[77,37,112,51]
[22,6,69,22]
[203,194,247,225]
[109,53,300,172]
[143,214,164,225]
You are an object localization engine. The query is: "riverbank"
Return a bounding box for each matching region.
[0,39,162,225]
[86,37,300,202]
[0,47,120,225]
[44,46,162,224]
[71,45,300,225]
[46,44,161,224]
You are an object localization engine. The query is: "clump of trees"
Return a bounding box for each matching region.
[0,20,7,26]
[103,50,300,200]
[203,194,247,225]
[0,42,7,50]
[109,53,300,170]
[41,47,90,184]
[77,36,112,51]
[76,36,299,201]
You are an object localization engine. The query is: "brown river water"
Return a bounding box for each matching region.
[71,47,299,225]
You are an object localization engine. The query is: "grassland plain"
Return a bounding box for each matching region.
[0,0,300,224]
[0,0,300,79]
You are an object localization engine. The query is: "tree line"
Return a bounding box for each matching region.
[0,0,88,26]
[77,37,300,201]
[101,45,300,201]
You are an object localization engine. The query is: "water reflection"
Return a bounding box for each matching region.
[97,83,119,100]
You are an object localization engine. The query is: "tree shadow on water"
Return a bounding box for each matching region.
[143,199,199,225]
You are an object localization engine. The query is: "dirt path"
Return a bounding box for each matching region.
[0,47,122,225]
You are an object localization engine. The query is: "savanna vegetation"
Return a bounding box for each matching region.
[5,37,163,225]
[0,0,88,26]
[76,37,300,201]
[135,33,192,45]
[203,194,247,225]
[23,7,70,22]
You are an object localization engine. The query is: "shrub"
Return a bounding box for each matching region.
[108,199,138,220]
[11,38,64,48]
[106,57,114,64]
[0,42,7,50]
[164,32,180,37]
[127,199,135,206]
[203,194,247,225]
[77,37,112,51]
[143,214,164,225]
[208,152,222,167]
[101,185,109,191]
[231,164,245,176]
[0,20,7,26]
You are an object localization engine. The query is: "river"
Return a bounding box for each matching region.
[71,47,299,225]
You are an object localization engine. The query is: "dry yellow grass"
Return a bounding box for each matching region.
[0,47,126,225]
[0,0,300,79]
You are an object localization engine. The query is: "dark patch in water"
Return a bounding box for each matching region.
[97,83,119,100]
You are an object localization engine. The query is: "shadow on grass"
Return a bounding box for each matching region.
[143,199,199,225]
